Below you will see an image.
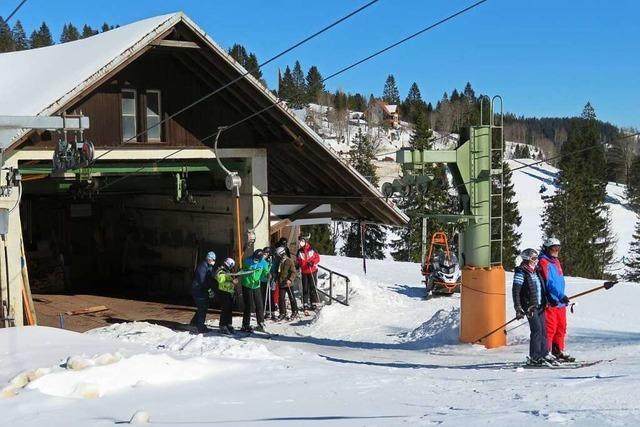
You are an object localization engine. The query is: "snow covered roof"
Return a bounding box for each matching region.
[385,104,398,114]
[0,13,185,145]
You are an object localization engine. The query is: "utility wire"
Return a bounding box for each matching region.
[4,0,27,23]
[91,0,379,163]
[97,0,491,192]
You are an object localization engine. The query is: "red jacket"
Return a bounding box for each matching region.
[297,244,320,274]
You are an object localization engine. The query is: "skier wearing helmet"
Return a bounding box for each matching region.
[190,251,216,333]
[241,249,270,332]
[275,245,299,320]
[512,248,555,365]
[538,237,575,362]
[215,258,238,335]
[296,236,320,312]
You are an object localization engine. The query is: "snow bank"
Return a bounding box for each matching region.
[399,308,460,348]
[26,353,216,399]
[87,322,278,360]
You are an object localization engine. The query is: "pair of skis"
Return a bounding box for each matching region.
[520,358,615,370]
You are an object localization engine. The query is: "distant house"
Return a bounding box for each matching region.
[366,101,400,128]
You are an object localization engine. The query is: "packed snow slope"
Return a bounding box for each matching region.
[509,158,635,273]
[2,256,640,426]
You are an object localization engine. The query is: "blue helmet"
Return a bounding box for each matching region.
[206,251,216,261]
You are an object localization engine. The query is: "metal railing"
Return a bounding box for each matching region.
[316,265,350,306]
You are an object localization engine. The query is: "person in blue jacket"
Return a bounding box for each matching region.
[190,251,216,333]
[538,237,575,362]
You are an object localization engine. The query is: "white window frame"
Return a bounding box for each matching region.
[146,89,162,142]
[121,88,137,143]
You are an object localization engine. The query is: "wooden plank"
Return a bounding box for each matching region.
[20,238,37,325]
[64,305,109,316]
[151,40,200,49]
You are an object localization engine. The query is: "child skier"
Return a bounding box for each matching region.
[215,258,238,335]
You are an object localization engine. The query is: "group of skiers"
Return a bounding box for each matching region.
[189,235,321,335]
[512,237,576,366]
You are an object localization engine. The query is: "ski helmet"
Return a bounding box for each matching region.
[277,237,288,247]
[520,248,539,262]
[262,247,272,254]
[543,237,561,248]
[275,246,286,257]
[223,258,235,269]
[252,249,264,260]
[206,251,216,261]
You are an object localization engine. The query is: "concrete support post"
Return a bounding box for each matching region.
[0,157,24,327]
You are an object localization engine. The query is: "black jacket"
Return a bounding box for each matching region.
[512,265,547,310]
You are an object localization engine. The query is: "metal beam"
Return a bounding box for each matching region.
[20,161,219,175]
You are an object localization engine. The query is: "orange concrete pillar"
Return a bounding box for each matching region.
[459,266,506,348]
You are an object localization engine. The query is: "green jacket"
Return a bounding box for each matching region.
[215,267,235,294]
[241,256,269,289]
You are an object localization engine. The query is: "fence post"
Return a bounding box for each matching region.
[345,278,350,305]
[328,272,333,305]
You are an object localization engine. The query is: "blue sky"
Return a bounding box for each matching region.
[6,0,640,128]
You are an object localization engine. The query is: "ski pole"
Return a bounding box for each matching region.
[568,280,618,300]
[473,316,518,343]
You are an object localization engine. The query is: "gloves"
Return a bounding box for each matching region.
[560,295,570,305]
[286,279,292,287]
[208,289,214,298]
[526,305,537,317]
[515,307,525,320]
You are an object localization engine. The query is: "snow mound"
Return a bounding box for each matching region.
[87,322,279,360]
[399,308,460,348]
[26,353,217,399]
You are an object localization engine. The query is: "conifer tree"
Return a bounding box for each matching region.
[623,155,640,281]
[382,74,400,104]
[542,103,615,278]
[390,112,456,261]
[402,82,428,124]
[301,225,335,255]
[11,20,28,50]
[0,17,14,52]
[30,22,53,48]
[278,66,294,101]
[101,22,111,32]
[305,65,324,104]
[81,24,96,38]
[289,60,306,108]
[341,129,387,259]
[492,162,522,269]
[227,44,262,80]
[60,23,80,43]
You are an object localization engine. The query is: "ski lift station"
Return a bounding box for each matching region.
[0,13,407,328]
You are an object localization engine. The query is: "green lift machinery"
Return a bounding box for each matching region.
[385,96,507,348]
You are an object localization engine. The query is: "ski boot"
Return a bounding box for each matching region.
[526,356,544,366]
[219,326,231,335]
[543,353,560,366]
[255,323,266,333]
[240,325,254,333]
[554,351,576,363]
[227,325,236,334]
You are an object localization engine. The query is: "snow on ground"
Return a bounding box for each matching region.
[2,255,640,425]
[509,158,636,273]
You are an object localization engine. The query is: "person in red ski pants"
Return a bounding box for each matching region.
[538,237,575,363]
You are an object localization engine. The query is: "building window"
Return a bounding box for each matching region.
[121,89,137,142]
[146,90,161,142]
